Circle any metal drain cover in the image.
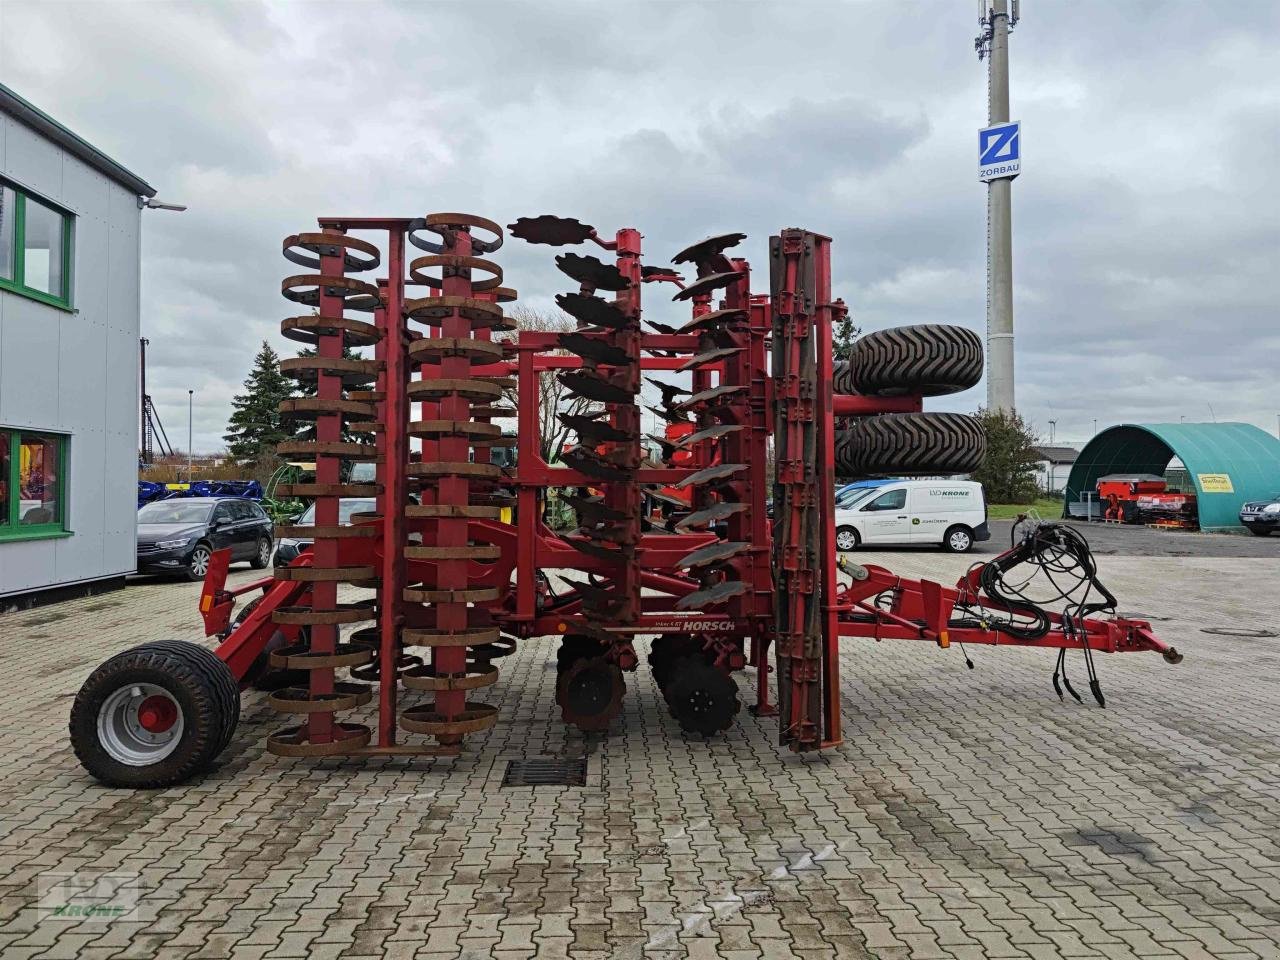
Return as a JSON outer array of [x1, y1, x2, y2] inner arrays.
[[503, 757, 588, 787], [1200, 626, 1278, 638]]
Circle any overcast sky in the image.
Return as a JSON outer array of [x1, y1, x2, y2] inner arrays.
[[2, 0, 1276, 450]]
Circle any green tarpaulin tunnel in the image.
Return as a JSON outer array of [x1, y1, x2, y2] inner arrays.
[[1062, 423, 1280, 530]]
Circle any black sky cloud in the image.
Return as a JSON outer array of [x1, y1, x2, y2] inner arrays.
[[1, 0, 1275, 448]]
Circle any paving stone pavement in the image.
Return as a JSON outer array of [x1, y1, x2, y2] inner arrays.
[[1, 547, 1279, 960]]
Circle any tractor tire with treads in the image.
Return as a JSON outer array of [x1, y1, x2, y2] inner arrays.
[[834, 324, 983, 397], [836, 412, 985, 478]]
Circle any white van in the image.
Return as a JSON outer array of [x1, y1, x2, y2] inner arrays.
[[833, 480, 990, 552]]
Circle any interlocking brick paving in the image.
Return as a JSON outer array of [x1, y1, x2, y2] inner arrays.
[[1, 542, 1278, 959]]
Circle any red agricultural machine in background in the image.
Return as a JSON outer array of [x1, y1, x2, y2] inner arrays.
[[1098, 474, 1198, 529], [69, 213, 1181, 788]]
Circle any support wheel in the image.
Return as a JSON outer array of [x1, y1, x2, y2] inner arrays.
[[665, 658, 740, 736], [559, 655, 625, 732], [250, 537, 273, 569], [69, 641, 240, 788]]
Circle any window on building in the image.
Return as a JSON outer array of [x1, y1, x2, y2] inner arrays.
[[0, 179, 73, 309], [0, 430, 68, 539], [0, 186, 14, 283]]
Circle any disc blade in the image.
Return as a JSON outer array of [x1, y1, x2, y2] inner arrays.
[[558, 331, 632, 366], [556, 253, 630, 291], [508, 215, 595, 246], [673, 271, 741, 302], [674, 463, 747, 490], [557, 292, 630, 329], [559, 371, 635, 405]]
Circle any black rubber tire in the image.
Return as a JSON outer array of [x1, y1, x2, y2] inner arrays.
[[664, 658, 740, 736], [250, 537, 272, 570], [69, 641, 240, 788], [835, 526, 861, 552], [836, 412, 985, 478], [834, 324, 983, 398], [184, 542, 213, 583], [942, 525, 974, 553]]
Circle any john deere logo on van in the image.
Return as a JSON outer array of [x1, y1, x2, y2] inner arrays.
[[912, 518, 920, 525]]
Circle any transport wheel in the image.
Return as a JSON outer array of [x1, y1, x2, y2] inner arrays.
[[833, 324, 983, 397], [943, 525, 974, 553], [836, 412, 985, 478], [665, 658, 740, 736], [184, 543, 213, 582], [70, 641, 240, 788], [250, 537, 272, 569], [559, 655, 625, 731], [835, 526, 860, 552]]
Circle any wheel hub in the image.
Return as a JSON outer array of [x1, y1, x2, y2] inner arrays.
[[97, 683, 184, 766], [137, 695, 178, 733]]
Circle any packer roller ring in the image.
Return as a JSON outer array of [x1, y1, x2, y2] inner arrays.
[[275, 440, 378, 461], [405, 544, 501, 561], [402, 626, 502, 648], [266, 722, 371, 757], [408, 461, 502, 480], [406, 503, 503, 520], [400, 702, 499, 736], [283, 232, 381, 272], [279, 356, 382, 385], [403, 586, 502, 604], [268, 683, 372, 714], [407, 420, 503, 439], [406, 378, 504, 402], [409, 212, 504, 253], [281, 273, 381, 311], [402, 662, 498, 692], [404, 295, 512, 329], [409, 254, 504, 291], [407, 337, 506, 362], [273, 603, 376, 626], [281, 314, 381, 347], [269, 642, 374, 670], [273, 565, 378, 583], [278, 397, 377, 421]]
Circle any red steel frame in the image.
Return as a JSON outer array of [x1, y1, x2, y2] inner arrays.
[[192, 216, 1177, 761]]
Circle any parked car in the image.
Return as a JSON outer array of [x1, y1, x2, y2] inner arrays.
[[137, 497, 273, 581], [274, 498, 377, 567], [1239, 495, 1280, 536], [834, 479, 990, 553]]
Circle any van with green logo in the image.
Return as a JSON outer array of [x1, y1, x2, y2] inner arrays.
[[833, 480, 989, 553]]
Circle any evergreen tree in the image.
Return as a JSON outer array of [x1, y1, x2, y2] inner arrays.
[[833, 312, 860, 361], [292, 344, 363, 442], [971, 407, 1041, 503], [223, 342, 293, 465]]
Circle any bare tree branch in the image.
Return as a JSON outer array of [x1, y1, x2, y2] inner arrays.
[[499, 306, 603, 462]]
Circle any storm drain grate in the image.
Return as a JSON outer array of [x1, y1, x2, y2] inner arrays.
[[1200, 626, 1278, 638], [502, 757, 588, 787]]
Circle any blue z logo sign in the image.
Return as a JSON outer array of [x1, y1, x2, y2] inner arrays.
[[980, 123, 1020, 165]]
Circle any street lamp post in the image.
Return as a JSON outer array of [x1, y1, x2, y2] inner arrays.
[[187, 389, 194, 482]]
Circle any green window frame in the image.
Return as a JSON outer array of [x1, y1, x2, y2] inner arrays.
[[0, 429, 70, 542], [0, 179, 75, 311]]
